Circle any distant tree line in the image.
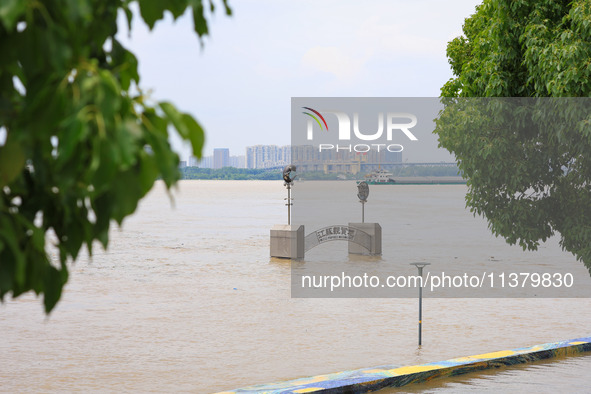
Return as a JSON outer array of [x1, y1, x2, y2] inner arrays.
[[180, 165, 461, 180], [391, 165, 461, 177], [180, 167, 282, 180]]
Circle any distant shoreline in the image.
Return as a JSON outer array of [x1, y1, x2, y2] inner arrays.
[[179, 166, 463, 181], [178, 177, 467, 184]]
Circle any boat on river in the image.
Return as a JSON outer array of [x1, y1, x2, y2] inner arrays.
[[359, 170, 467, 185], [363, 169, 396, 185]]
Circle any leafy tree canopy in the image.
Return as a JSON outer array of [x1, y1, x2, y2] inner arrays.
[[436, 0, 591, 274], [0, 0, 231, 312]]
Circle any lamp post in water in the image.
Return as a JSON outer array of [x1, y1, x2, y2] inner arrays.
[[357, 181, 369, 223], [283, 165, 296, 225], [410, 262, 430, 346]]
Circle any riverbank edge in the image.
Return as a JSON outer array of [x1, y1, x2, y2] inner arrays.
[[217, 336, 591, 393]]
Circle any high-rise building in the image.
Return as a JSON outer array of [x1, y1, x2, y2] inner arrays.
[[245, 145, 291, 169], [190, 154, 244, 168], [230, 155, 245, 168], [213, 148, 230, 169], [279, 145, 291, 166], [188, 156, 199, 167], [384, 150, 402, 164], [195, 155, 213, 168], [290, 145, 403, 174]]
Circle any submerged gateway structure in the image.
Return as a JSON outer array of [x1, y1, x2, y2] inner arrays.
[[270, 171, 381, 259]]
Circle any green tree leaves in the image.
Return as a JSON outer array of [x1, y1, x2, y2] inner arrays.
[[436, 0, 591, 275], [0, 0, 231, 313], [0, 138, 25, 187], [0, 0, 26, 31], [160, 102, 205, 159], [443, 0, 591, 97]]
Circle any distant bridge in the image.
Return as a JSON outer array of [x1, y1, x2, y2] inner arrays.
[[388, 162, 457, 167], [264, 162, 458, 171]]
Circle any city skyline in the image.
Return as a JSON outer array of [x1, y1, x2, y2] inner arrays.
[[189, 143, 454, 170], [187, 145, 454, 167], [116, 1, 482, 163]]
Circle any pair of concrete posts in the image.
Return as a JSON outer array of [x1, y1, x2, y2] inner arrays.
[[271, 168, 381, 259], [270, 223, 382, 259]]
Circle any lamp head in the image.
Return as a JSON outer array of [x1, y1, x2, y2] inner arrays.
[[283, 164, 297, 185], [410, 262, 431, 269], [357, 181, 369, 202]]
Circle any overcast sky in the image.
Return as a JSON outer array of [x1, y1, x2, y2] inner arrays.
[[116, 0, 481, 161]]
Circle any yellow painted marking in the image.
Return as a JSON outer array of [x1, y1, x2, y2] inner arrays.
[[292, 376, 329, 385], [472, 350, 515, 359], [362, 369, 388, 374], [522, 345, 543, 352], [450, 357, 472, 362], [419, 320, 422, 323], [388, 364, 443, 375], [451, 350, 515, 363], [223, 340, 591, 393]]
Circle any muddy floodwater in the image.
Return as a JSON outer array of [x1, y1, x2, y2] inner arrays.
[[1, 181, 590, 392]]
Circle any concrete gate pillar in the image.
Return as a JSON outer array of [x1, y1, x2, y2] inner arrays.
[[348, 222, 382, 255], [270, 225, 305, 259]]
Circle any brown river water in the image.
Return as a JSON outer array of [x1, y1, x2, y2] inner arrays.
[[1, 180, 590, 392]]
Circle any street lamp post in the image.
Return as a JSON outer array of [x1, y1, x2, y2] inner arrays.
[[357, 181, 369, 223], [283, 165, 296, 225], [410, 262, 430, 346]]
